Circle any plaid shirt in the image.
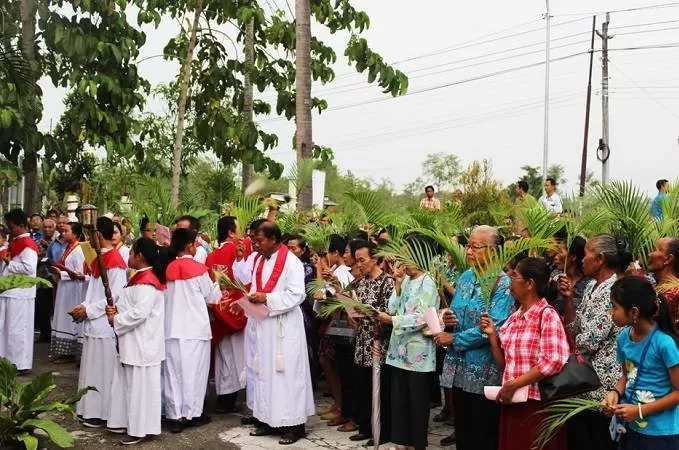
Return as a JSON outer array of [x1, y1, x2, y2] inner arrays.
[[420, 197, 441, 211], [499, 299, 570, 401]]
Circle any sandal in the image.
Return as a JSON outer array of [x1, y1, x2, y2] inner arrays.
[[279, 428, 305, 445], [337, 420, 358, 432], [349, 433, 370, 441], [250, 425, 275, 437], [327, 416, 349, 427]]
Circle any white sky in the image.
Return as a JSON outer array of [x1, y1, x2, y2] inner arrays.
[[39, 0, 679, 196]]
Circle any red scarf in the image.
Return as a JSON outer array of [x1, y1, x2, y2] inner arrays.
[[60, 239, 80, 265], [8, 235, 38, 258], [127, 268, 165, 291], [254, 245, 288, 293], [89, 249, 127, 279], [166, 256, 208, 281]]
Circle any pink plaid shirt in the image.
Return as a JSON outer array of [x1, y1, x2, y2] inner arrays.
[[499, 299, 570, 401]]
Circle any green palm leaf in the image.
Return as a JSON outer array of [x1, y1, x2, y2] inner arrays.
[[533, 398, 603, 450], [520, 206, 565, 240], [232, 195, 266, 236], [302, 222, 335, 255], [344, 190, 400, 229]]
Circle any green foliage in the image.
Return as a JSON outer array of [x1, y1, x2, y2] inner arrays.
[[533, 398, 603, 450], [459, 160, 513, 228], [0, 276, 52, 292], [231, 195, 266, 236], [0, 357, 94, 448]]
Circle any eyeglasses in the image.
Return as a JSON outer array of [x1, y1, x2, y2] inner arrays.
[[465, 243, 489, 250]]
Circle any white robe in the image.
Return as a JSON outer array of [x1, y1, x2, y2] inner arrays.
[[76, 249, 127, 420], [215, 330, 246, 395], [245, 247, 315, 427], [233, 251, 258, 285], [108, 275, 164, 437], [0, 235, 38, 370], [51, 245, 86, 357], [163, 259, 221, 420]]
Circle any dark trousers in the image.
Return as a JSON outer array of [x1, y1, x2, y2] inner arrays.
[[391, 367, 431, 450], [34, 287, 53, 341], [620, 429, 679, 450], [566, 409, 617, 450], [334, 344, 356, 418], [354, 364, 391, 441], [452, 387, 500, 450]]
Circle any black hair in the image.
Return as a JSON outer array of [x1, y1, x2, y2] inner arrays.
[[425, 185, 435, 192], [248, 218, 268, 234], [217, 216, 237, 243], [404, 231, 442, 256], [97, 217, 115, 240], [553, 226, 568, 242], [517, 180, 529, 193], [284, 234, 312, 263], [353, 230, 369, 241], [455, 233, 468, 248], [611, 276, 679, 344], [133, 237, 169, 284], [113, 221, 123, 235], [47, 209, 58, 217], [69, 222, 86, 242], [667, 238, 679, 275], [257, 222, 282, 242], [545, 177, 557, 186], [616, 238, 634, 273], [657, 179, 669, 191], [171, 227, 197, 255], [329, 234, 348, 255], [515, 257, 551, 299], [29, 213, 43, 220], [568, 236, 586, 273], [140, 214, 150, 232], [350, 239, 377, 259], [176, 214, 200, 231], [4, 209, 28, 228], [589, 234, 633, 273]]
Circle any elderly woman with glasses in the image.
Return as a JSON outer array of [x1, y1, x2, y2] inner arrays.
[[434, 225, 516, 450]]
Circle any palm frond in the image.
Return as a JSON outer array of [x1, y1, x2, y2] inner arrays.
[[276, 211, 308, 235], [521, 206, 565, 240], [314, 293, 376, 318], [232, 195, 266, 236], [213, 269, 248, 295], [418, 228, 469, 274], [302, 222, 335, 255], [0, 37, 35, 96], [533, 398, 603, 450], [377, 236, 445, 288], [344, 190, 399, 228]]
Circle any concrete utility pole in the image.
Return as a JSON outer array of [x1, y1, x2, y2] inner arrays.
[[597, 12, 612, 185], [542, 0, 551, 182]]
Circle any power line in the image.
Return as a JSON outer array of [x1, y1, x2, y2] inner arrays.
[[609, 60, 679, 120], [553, 1, 679, 18]]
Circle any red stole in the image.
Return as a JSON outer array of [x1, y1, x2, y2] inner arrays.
[[254, 245, 288, 293], [166, 256, 207, 281], [90, 249, 127, 279], [60, 239, 79, 265], [126, 268, 165, 291], [8, 235, 38, 258], [207, 241, 250, 344]]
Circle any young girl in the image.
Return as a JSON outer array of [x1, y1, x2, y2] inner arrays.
[[106, 238, 167, 445], [604, 276, 679, 450]]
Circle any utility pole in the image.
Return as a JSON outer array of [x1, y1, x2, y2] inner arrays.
[[596, 12, 612, 185], [579, 16, 597, 197], [242, 19, 255, 192], [542, 0, 551, 183]]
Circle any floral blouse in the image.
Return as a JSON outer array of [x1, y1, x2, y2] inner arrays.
[[353, 272, 395, 367], [441, 269, 515, 395], [386, 273, 440, 372], [568, 274, 622, 400]]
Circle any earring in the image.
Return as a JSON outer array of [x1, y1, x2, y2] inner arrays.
[[633, 318, 638, 324]]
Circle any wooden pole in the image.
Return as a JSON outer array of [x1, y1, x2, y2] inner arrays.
[[88, 226, 114, 307], [579, 16, 597, 197]]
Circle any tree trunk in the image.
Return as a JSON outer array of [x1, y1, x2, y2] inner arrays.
[[20, 0, 38, 214], [241, 18, 255, 192], [170, 0, 203, 208], [295, 0, 313, 211]]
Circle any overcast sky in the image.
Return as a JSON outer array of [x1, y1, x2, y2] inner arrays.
[[39, 0, 679, 196]]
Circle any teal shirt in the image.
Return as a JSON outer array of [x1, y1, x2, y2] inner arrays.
[[386, 273, 440, 372]]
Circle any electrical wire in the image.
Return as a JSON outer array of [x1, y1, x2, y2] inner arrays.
[[553, 1, 679, 18]]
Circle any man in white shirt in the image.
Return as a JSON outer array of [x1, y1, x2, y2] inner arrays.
[[174, 215, 209, 264], [539, 177, 563, 214]]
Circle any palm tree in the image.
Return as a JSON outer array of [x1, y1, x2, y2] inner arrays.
[[295, 0, 313, 210]]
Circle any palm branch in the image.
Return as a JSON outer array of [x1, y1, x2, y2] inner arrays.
[[472, 237, 556, 309], [344, 190, 400, 229], [520, 206, 565, 240], [213, 269, 248, 295], [232, 195, 266, 236], [418, 228, 469, 274], [287, 159, 315, 200], [377, 236, 445, 288], [533, 398, 604, 450], [594, 181, 656, 265], [276, 211, 308, 235], [0, 275, 52, 292], [0, 37, 35, 96], [302, 222, 335, 255]]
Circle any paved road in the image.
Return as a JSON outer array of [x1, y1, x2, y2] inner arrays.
[[25, 341, 456, 449]]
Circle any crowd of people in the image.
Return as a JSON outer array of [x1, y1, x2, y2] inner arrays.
[[0, 181, 679, 450]]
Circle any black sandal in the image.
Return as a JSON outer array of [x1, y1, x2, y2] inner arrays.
[[279, 428, 305, 445], [250, 425, 275, 437]]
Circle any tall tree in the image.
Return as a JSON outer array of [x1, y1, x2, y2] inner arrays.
[[241, 18, 255, 191], [295, 0, 313, 209]]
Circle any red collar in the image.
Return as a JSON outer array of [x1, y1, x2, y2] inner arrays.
[[8, 234, 38, 258], [60, 239, 80, 264], [127, 268, 165, 291], [166, 256, 208, 281], [254, 246, 288, 294], [90, 248, 127, 278]]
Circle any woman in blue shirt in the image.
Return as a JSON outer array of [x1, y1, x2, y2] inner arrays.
[[604, 276, 679, 450], [433, 225, 515, 450]]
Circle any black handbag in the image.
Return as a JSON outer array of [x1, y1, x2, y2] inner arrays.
[[324, 319, 356, 347], [537, 307, 602, 401]]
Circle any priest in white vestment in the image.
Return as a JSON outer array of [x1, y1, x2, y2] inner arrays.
[[244, 223, 314, 445], [106, 237, 166, 445], [50, 222, 86, 362], [72, 217, 128, 428], [0, 209, 39, 372]]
